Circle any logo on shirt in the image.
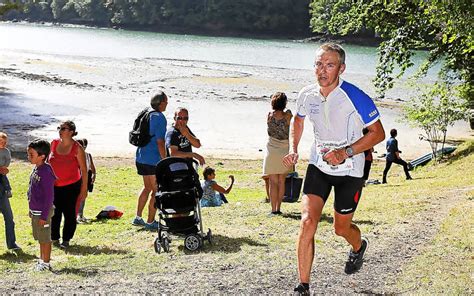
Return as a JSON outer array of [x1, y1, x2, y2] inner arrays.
[[369, 110, 378, 118], [309, 103, 320, 115], [31, 172, 41, 183]]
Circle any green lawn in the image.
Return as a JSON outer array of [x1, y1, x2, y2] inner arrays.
[[0, 141, 472, 293]]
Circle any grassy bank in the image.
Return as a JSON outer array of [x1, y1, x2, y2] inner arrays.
[[0, 141, 472, 293]]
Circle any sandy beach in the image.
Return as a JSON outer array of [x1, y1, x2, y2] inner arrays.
[[1, 24, 472, 161]]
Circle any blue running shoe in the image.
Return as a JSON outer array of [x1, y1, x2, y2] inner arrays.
[[144, 220, 159, 230], [132, 216, 146, 226]]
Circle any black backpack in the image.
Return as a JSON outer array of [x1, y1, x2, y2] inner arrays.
[[129, 108, 156, 147]]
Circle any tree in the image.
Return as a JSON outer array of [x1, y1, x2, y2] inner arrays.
[[74, 0, 109, 25], [309, 1, 473, 125], [0, 1, 23, 20], [24, 1, 54, 22], [403, 81, 467, 162]]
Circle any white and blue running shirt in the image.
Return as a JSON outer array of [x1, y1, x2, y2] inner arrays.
[[296, 79, 380, 178]]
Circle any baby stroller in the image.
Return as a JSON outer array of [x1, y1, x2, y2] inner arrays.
[[153, 157, 212, 253]]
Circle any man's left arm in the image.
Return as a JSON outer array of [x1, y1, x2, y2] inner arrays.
[[324, 120, 385, 165], [349, 120, 385, 156], [154, 114, 168, 159], [157, 139, 167, 159]]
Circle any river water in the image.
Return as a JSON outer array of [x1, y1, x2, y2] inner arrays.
[[0, 22, 471, 160]]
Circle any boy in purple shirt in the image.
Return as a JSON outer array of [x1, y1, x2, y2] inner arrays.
[[27, 139, 56, 272]]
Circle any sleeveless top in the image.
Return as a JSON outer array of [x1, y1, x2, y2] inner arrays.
[[49, 139, 81, 187], [267, 110, 291, 140]]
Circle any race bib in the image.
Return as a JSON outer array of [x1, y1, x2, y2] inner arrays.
[[316, 155, 354, 173], [315, 144, 353, 173]]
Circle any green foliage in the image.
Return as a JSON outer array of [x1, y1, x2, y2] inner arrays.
[[2, 153, 473, 292], [10, 0, 311, 35], [309, 0, 473, 108], [0, 1, 23, 19], [403, 82, 467, 162]]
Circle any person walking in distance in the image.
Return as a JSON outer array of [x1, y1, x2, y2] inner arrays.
[[283, 43, 385, 295], [382, 128, 412, 184]]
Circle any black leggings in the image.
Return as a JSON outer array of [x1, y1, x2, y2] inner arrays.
[[383, 158, 411, 182], [51, 180, 81, 241]]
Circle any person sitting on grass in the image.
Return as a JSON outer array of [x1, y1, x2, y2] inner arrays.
[[200, 167, 234, 207], [27, 139, 56, 272]]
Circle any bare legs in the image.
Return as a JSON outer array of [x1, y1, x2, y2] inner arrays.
[[297, 194, 361, 284], [40, 242, 51, 263], [297, 194, 324, 283], [333, 211, 361, 252], [136, 175, 157, 223], [269, 173, 286, 212]]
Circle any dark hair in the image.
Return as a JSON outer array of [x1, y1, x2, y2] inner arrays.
[[319, 43, 346, 65], [150, 91, 167, 111], [174, 107, 188, 118], [271, 92, 287, 111], [390, 128, 397, 137], [362, 128, 369, 135], [62, 120, 78, 136], [28, 139, 51, 157], [77, 138, 88, 148], [203, 166, 215, 180]]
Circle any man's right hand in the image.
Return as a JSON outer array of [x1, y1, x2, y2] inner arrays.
[[283, 152, 299, 167], [194, 153, 205, 166], [175, 121, 188, 133]]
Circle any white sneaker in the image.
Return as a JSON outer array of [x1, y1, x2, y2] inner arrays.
[[34, 262, 52, 272]]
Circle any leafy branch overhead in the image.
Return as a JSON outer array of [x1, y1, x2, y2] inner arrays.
[[310, 0, 473, 105]]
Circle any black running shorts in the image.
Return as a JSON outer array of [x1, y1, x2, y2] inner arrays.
[[136, 162, 156, 176], [302, 164, 364, 214]]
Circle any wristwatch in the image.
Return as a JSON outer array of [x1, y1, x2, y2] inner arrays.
[[344, 146, 354, 158]]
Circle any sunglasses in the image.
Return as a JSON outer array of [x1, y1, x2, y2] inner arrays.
[[176, 116, 189, 121], [57, 126, 71, 131]]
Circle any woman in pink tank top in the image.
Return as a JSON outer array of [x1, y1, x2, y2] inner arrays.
[[48, 120, 88, 248]]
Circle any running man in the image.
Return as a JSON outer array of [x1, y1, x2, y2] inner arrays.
[[283, 43, 385, 295]]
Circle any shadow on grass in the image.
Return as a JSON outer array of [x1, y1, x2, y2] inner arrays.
[[60, 245, 128, 256], [0, 250, 37, 262], [281, 212, 301, 220], [171, 234, 267, 254], [283, 212, 374, 225], [54, 267, 99, 277]]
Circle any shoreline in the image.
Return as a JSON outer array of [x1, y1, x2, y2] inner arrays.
[[2, 20, 382, 46], [0, 25, 472, 160]]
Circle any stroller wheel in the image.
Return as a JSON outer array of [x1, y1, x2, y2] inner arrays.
[[163, 237, 171, 253], [206, 229, 213, 245], [184, 234, 202, 251], [154, 237, 162, 254]]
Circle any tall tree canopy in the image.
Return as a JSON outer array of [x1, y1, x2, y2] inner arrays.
[[309, 0, 473, 108], [1, 0, 311, 36]]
